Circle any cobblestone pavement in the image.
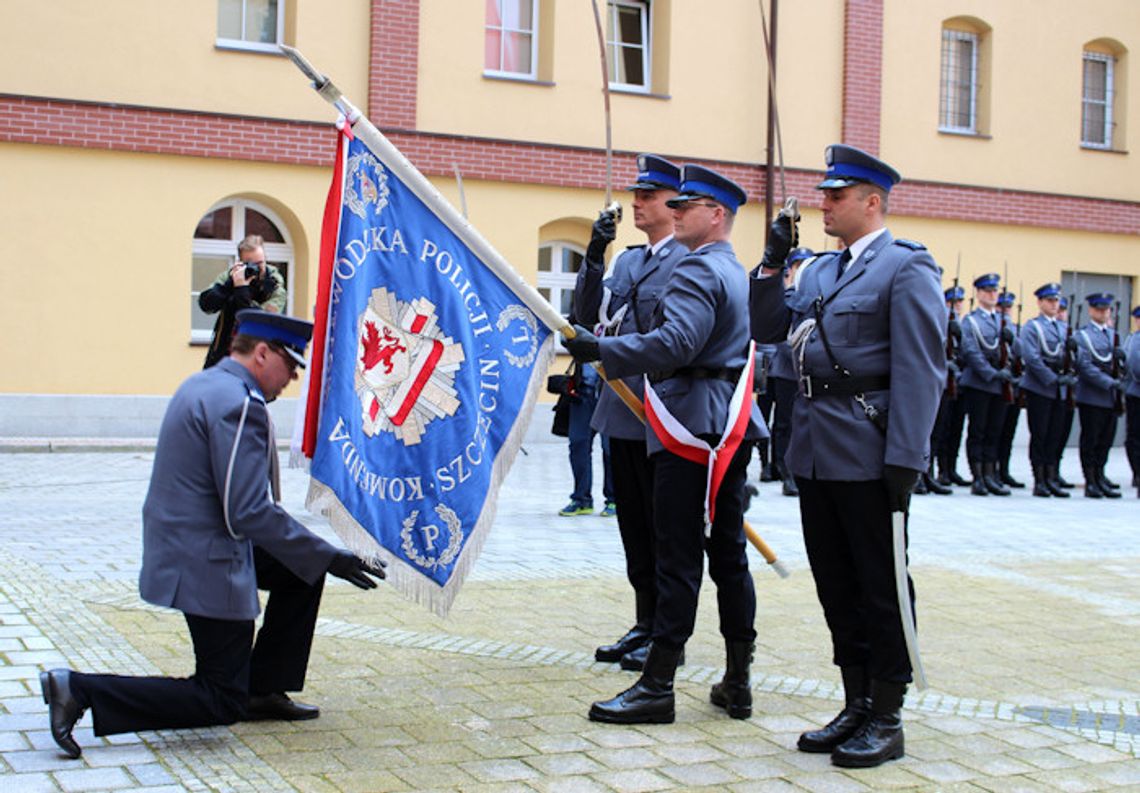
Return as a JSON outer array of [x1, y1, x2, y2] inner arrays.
[[0, 439, 1137, 792]]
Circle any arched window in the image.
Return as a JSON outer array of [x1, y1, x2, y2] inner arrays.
[[1082, 39, 1127, 151], [537, 241, 584, 349], [939, 17, 991, 136], [190, 199, 294, 342]]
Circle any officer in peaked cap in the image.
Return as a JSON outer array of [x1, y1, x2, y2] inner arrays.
[[1075, 292, 1124, 497], [749, 143, 943, 768], [40, 310, 386, 759], [565, 162, 764, 726], [994, 291, 1026, 489], [573, 154, 684, 671], [1052, 294, 1081, 488], [1019, 282, 1073, 496], [959, 272, 1016, 496], [931, 285, 969, 490]]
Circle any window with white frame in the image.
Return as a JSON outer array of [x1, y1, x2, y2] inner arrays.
[[217, 0, 283, 52], [607, 0, 649, 90], [1081, 51, 1115, 148], [939, 29, 978, 133], [484, 0, 538, 78], [191, 199, 294, 342], [537, 242, 584, 344]]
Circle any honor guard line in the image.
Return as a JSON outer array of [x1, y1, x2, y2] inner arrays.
[[281, 46, 787, 578]]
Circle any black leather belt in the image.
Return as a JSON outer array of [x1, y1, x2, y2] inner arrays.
[[648, 366, 742, 385], [800, 373, 890, 399]]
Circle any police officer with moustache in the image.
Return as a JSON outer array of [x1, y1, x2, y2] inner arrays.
[[40, 310, 386, 759], [1075, 293, 1125, 498], [564, 165, 764, 725], [1124, 306, 1140, 496], [750, 145, 944, 768], [934, 286, 971, 488], [959, 273, 1015, 496], [1019, 283, 1075, 497], [994, 291, 1026, 489], [573, 154, 685, 671], [1054, 296, 1080, 490]]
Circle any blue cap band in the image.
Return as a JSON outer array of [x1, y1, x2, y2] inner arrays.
[[683, 178, 743, 210], [236, 318, 309, 351], [826, 162, 895, 192], [635, 168, 680, 190]]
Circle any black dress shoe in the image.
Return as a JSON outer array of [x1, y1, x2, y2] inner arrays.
[[246, 692, 320, 721], [595, 623, 651, 663], [590, 644, 681, 725], [620, 643, 684, 671], [781, 476, 799, 497], [40, 669, 84, 759], [830, 712, 904, 767], [759, 462, 777, 482]]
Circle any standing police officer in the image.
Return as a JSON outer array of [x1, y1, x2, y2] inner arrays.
[[995, 291, 1026, 489], [934, 286, 970, 488], [1019, 283, 1074, 497], [1124, 306, 1140, 496], [40, 310, 385, 759], [1075, 293, 1125, 498], [751, 144, 944, 768], [573, 154, 683, 670], [565, 165, 763, 725], [959, 274, 1015, 496]]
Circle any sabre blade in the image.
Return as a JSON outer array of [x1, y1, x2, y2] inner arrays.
[[892, 511, 927, 690]]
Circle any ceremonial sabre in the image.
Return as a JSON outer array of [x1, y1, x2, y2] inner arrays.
[[589, 0, 615, 208], [892, 510, 927, 690]]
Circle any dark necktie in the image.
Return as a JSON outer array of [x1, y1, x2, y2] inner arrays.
[[836, 248, 852, 278]]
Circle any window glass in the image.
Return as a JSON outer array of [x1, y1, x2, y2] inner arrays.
[[1081, 52, 1113, 148], [194, 207, 233, 240], [485, 0, 537, 76], [246, 208, 285, 242], [607, 1, 648, 88], [940, 29, 977, 132], [217, 0, 280, 46], [537, 241, 585, 339]]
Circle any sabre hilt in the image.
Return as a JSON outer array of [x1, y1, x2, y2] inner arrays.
[[602, 200, 622, 225]]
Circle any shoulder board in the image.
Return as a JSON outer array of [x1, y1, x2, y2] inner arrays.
[[625, 244, 647, 251], [893, 238, 926, 251]]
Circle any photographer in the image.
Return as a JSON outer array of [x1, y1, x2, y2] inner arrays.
[[199, 234, 286, 369]]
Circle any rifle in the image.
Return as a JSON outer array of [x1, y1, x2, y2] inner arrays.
[[946, 255, 961, 399], [1112, 297, 1125, 415], [998, 267, 1013, 403], [1062, 293, 1077, 409], [1014, 281, 1026, 407]]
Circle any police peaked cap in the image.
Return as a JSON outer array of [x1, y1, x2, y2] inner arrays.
[[1085, 292, 1114, 307], [787, 247, 815, 265], [944, 286, 966, 301], [628, 154, 682, 192], [666, 164, 747, 213], [1132, 305, 1140, 318], [235, 309, 314, 368], [817, 144, 901, 193], [997, 292, 1016, 307], [1034, 282, 1062, 299], [1059, 296, 1069, 309], [973, 273, 1001, 289]]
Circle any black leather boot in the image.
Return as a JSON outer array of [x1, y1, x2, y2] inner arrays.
[[709, 641, 753, 719], [912, 474, 928, 495], [1083, 466, 1105, 499], [759, 461, 776, 482], [782, 474, 799, 497], [596, 592, 653, 662], [983, 462, 1011, 496], [1043, 465, 1070, 498], [831, 680, 905, 768], [620, 642, 684, 671], [935, 457, 953, 487], [1098, 469, 1122, 499], [1055, 468, 1076, 488], [969, 462, 989, 496], [948, 459, 972, 487], [589, 643, 681, 724], [923, 463, 952, 495], [1032, 466, 1052, 497], [1000, 461, 1025, 488], [797, 667, 870, 753]]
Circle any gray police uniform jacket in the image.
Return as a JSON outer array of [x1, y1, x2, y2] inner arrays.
[[1074, 323, 1118, 409], [139, 358, 338, 621], [575, 239, 683, 440], [597, 239, 767, 455], [1126, 333, 1140, 399], [959, 308, 1005, 395], [1019, 315, 1065, 399], [765, 231, 944, 480]]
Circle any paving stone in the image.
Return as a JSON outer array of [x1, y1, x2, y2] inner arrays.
[[54, 765, 134, 791], [0, 772, 57, 793], [459, 757, 541, 783], [591, 768, 674, 792]]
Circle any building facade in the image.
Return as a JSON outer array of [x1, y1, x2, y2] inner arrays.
[[0, 0, 1137, 432]]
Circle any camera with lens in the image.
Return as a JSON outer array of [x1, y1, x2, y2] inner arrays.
[[242, 262, 262, 281]]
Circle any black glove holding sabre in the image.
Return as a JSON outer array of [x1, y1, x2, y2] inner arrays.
[[756, 202, 800, 273], [327, 550, 387, 590], [585, 210, 617, 267], [883, 464, 920, 513]]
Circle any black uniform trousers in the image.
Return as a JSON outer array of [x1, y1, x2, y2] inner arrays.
[[1024, 390, 1067, 468], [608, 436, 658, 606], [1057, 404, 1076, 469], [770, 376, 797, 476], [1127, 394, 1140, 480], [754, 389, 774, 467], [70, 547, 325, 737], [937, 393, 968, 470], [998, 402, 1021, 468], [1078, 403, 1118, 470], [796, 477, 913, 684], [650, 439, 756, 650], [963, 386, 1008, 464]]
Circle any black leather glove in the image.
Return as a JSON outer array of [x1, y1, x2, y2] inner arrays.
[[1057, 373, 1077, 387], [562, 324, 601, 363], [948, 318, 962, 342], [1112, 378, 1127, 393], [758, 211, 798, 271], [1114, 347, 1127, 366], [1066, 336, 1079, 355], [883, 465, 920, 513], [1000, 325, 1015, 344], [585, 211, 617, 265], [946, 360, 961, 378], [327, 550, 386, 590], [994, 368, 1015, 383]]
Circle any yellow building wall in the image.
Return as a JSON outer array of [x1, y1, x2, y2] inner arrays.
[[0, 0, 370, 122], [883, 0, 1140, 199]]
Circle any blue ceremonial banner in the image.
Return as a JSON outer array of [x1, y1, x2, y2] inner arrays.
[[306, 122, 555, 615]]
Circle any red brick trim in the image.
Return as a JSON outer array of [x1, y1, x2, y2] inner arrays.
[[2, 95, 1136, 236], [369, 0, 419, 128], [842, 0, 883, 154]]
